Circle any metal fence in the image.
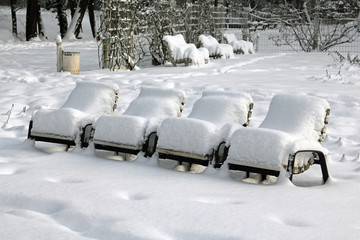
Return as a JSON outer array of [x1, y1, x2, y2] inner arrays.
[[223, 27, 360, 54], [222, 15, 360, 54]]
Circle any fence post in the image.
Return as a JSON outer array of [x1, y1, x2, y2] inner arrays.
[[255, 32, 260, 52], [102, 38, 110, 69], [56, 35, 63, 72]]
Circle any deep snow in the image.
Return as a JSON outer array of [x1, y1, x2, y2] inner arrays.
[[1, 7, 360, 240]]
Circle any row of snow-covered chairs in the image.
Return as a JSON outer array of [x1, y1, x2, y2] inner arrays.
[[163, 34, 210, 67], [92, 86, 187, 159], [28, 82, 330, 184], [223, 33, 255, 55], [28, 82, 186, 156], [198, 35, 234, 59], [162, 34, 254, 66]]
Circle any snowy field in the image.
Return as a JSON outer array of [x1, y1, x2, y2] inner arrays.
[[1, 8, 360, 240]]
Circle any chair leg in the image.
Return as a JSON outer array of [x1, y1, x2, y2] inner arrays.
[[27, 120, 33, 139], [65, 144, 71, 151], [80, 124, 93, 148], [261, 174, 267, 181], [143, 132, 158, 157], [290, 151, 329, 184], [317, 152, 329, 183], [287, 154, 295, 181], [214, 142, 228, 169]]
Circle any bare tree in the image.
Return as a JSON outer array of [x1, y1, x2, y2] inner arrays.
[[64, 0, 87, 39], [269, 0, 359, 51], [25, 0, 48, 41], [74, 0, 89, 38], [11, 0, 18, 39], [56, 0, 68, 38], [147, 0, 185, 65], [184, 1, 225, 43], [65, 0, 97, 39], [37, 4, 48, 40], [99, 0, 149, 70], [26, 0, 40, 41], [88, 0, 97, 38]]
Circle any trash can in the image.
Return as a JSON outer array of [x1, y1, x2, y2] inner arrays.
[[62, 52, 80, 75]]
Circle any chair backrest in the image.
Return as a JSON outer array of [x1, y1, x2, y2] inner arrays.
[[123, 87, 186, 119], [199, 35, 219, 48], [259, 94, 330, 141], [188, 91, 253, 126], [61, 81, 118, 116], [223, 33, 237, 44], [163, 34, 187, 49], [163, 34, 200, 62]]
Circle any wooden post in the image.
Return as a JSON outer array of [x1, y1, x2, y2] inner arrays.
[[102, 38, 110, 69], [56, 35, 63, 72]]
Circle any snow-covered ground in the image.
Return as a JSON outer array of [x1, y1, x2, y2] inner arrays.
[[1, 8, 360, 240]]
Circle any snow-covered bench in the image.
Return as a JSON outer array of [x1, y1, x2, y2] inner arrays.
[[28, 82, 119, 149], [163, 34, 209, 66], [156, 91, 253, 173], [225, 94, 330, 184], [198, 35, 234, 59], [223, 33, 255, 55], [92, 87, 186, 159]]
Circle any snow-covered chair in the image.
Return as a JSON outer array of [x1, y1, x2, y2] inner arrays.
[[92, 87, 186, 159], [225, 94, 330, 184], [28, 82, 119, 149], [163, 34, 209, 66], [156, 91, 253, 172], [223, 33, 255, 54], [198, 35, 234, 59]]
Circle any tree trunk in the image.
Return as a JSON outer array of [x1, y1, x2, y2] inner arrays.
[[312, 0, 320, 50], [11, 0, 17, 39], [37, 9, 48, 40], [303, 0, 312, 23], [357, 1, 360, 32], [26, 0, 39, 41], [74, 0, 89, 38], [242, 6, 251, 41], [57, 0, 68, 38], [88, 0, 97, 38], [69, 0, 82, 38], [68, 0, 78, 18], [64, 0, 89, 40]]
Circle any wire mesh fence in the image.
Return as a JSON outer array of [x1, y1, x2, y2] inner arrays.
[[223, 18, 360, 54]]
